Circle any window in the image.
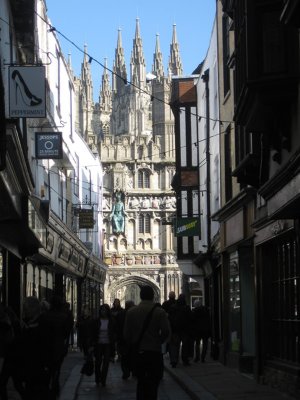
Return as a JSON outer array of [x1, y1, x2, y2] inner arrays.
[[74, 154, 79, 197], [59, 170, 64, 220], [224, 126, 232, 201], [260, 231, 300, 363], [69, 82, 73, 140], [56, 48, 61, 117], [139, 214, 151, 234], [222, 14, 230, 96], [138, 169, 150, 188]]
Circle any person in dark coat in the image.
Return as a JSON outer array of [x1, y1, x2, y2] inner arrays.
[[192, 300, 211, 362], [162, 291, 176, 314], [0, 305, 24, 400], [76, 305, 94, 357], [2, 297, 49, 400], [123, 285, 170, 400], [39, 295, 73, 398], [118, 300, 135, 379], [110, 298, 124, 362], [168, 293, 193, 367], [161, 292, 176, 358], [93, 304, 116, 386]]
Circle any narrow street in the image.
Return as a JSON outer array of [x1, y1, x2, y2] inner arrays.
[[56, 350, 297, 400], [61, 355, 193, 400], [8, 349, 297, 400]]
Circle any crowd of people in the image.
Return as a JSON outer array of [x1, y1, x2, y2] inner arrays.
[[0, 295, 73, 400], [76, 288, 211, 400], [0, 289, 211, 400]]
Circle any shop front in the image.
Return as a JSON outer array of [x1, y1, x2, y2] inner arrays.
[[213, 188, 256, 372]]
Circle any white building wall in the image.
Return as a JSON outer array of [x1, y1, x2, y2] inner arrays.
[[31, 0, 104, 258], [196, 18, 220, 251]]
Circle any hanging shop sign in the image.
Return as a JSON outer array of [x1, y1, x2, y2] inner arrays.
[[35, 132, 63, 159], [180, 170, 199, 187], [79, 209, 95, 229], [175, 217, 200, 237], [9, 66, 46, 118]]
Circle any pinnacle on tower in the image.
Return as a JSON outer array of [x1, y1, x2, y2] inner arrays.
[[168, 24, 183, 77], [81, 44, 93, 103], [152, 33, 164, 80], [100, 58, 112, 112], [130, 18, 146, 86], [113, 28, 127, 93]]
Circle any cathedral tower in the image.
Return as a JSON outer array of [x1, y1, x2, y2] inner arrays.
[[98, 21, 183, 305]]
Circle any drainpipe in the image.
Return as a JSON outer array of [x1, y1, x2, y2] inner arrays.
[[202, 69, 211, 252]]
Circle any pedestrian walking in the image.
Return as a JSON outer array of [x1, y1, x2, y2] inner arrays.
[[76, 305, 94, 358], [162, 291, 176, 314], [39, 294, 73, 398], [110, 298, 124, 362], [4, 297, 49, 400], [123, 285, 170, 400], [192, 300, 211, 362], [93, 303, 116, 387], [162, 291, 176, 356], [0, 304, 23, 400], [168, 293, 193, 367], [119, 300, 135, 379]]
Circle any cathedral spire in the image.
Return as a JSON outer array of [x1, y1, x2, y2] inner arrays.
[[152, 33, 164, 79], [130, 18, 146, 86], [100, 58, 112, 112], [67, 52, 73, 75], [135, 16, 141, 40], [113, 29, 127, 93], [81, 44, 93, 103], [168, 24, 183, 77]]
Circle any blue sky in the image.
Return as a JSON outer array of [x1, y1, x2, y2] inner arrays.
[[45, 0, 216, 101]]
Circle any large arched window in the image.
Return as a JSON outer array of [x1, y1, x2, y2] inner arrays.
[[138, 169, 150, 188], [139, 214, 151, 233]]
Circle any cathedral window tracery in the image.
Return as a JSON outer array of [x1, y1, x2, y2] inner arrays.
[[138, 169, 150, 188], [139, 214, 151, 233]]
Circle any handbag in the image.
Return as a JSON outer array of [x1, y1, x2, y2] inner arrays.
[[130, 304, 158, 372]]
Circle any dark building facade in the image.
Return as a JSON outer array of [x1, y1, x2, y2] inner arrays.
[[216, 0, 300, 396]]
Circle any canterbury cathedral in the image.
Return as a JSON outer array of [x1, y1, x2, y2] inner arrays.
[[74, 19, 183, 305]]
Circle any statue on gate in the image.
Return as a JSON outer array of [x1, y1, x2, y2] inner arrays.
[[110, 191, 126, 234]]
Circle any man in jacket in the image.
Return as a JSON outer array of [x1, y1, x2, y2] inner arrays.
[[123, 285, 170, 400]]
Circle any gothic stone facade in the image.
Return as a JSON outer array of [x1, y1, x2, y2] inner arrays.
[[75, 20, 184, 305]]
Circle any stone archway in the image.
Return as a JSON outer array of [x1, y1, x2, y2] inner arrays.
[[105, 274, 161, 307]]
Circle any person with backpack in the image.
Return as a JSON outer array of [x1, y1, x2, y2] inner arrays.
[[123, 286, 170, 400]]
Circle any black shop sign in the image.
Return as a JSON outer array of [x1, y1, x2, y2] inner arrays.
[[35, 132, 62, 159]]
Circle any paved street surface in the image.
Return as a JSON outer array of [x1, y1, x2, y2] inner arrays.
[[60, 355, 191, 400], [59, 350, 297, 400], [7, 348, 298, 399], [71, 361, 193, 400]]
